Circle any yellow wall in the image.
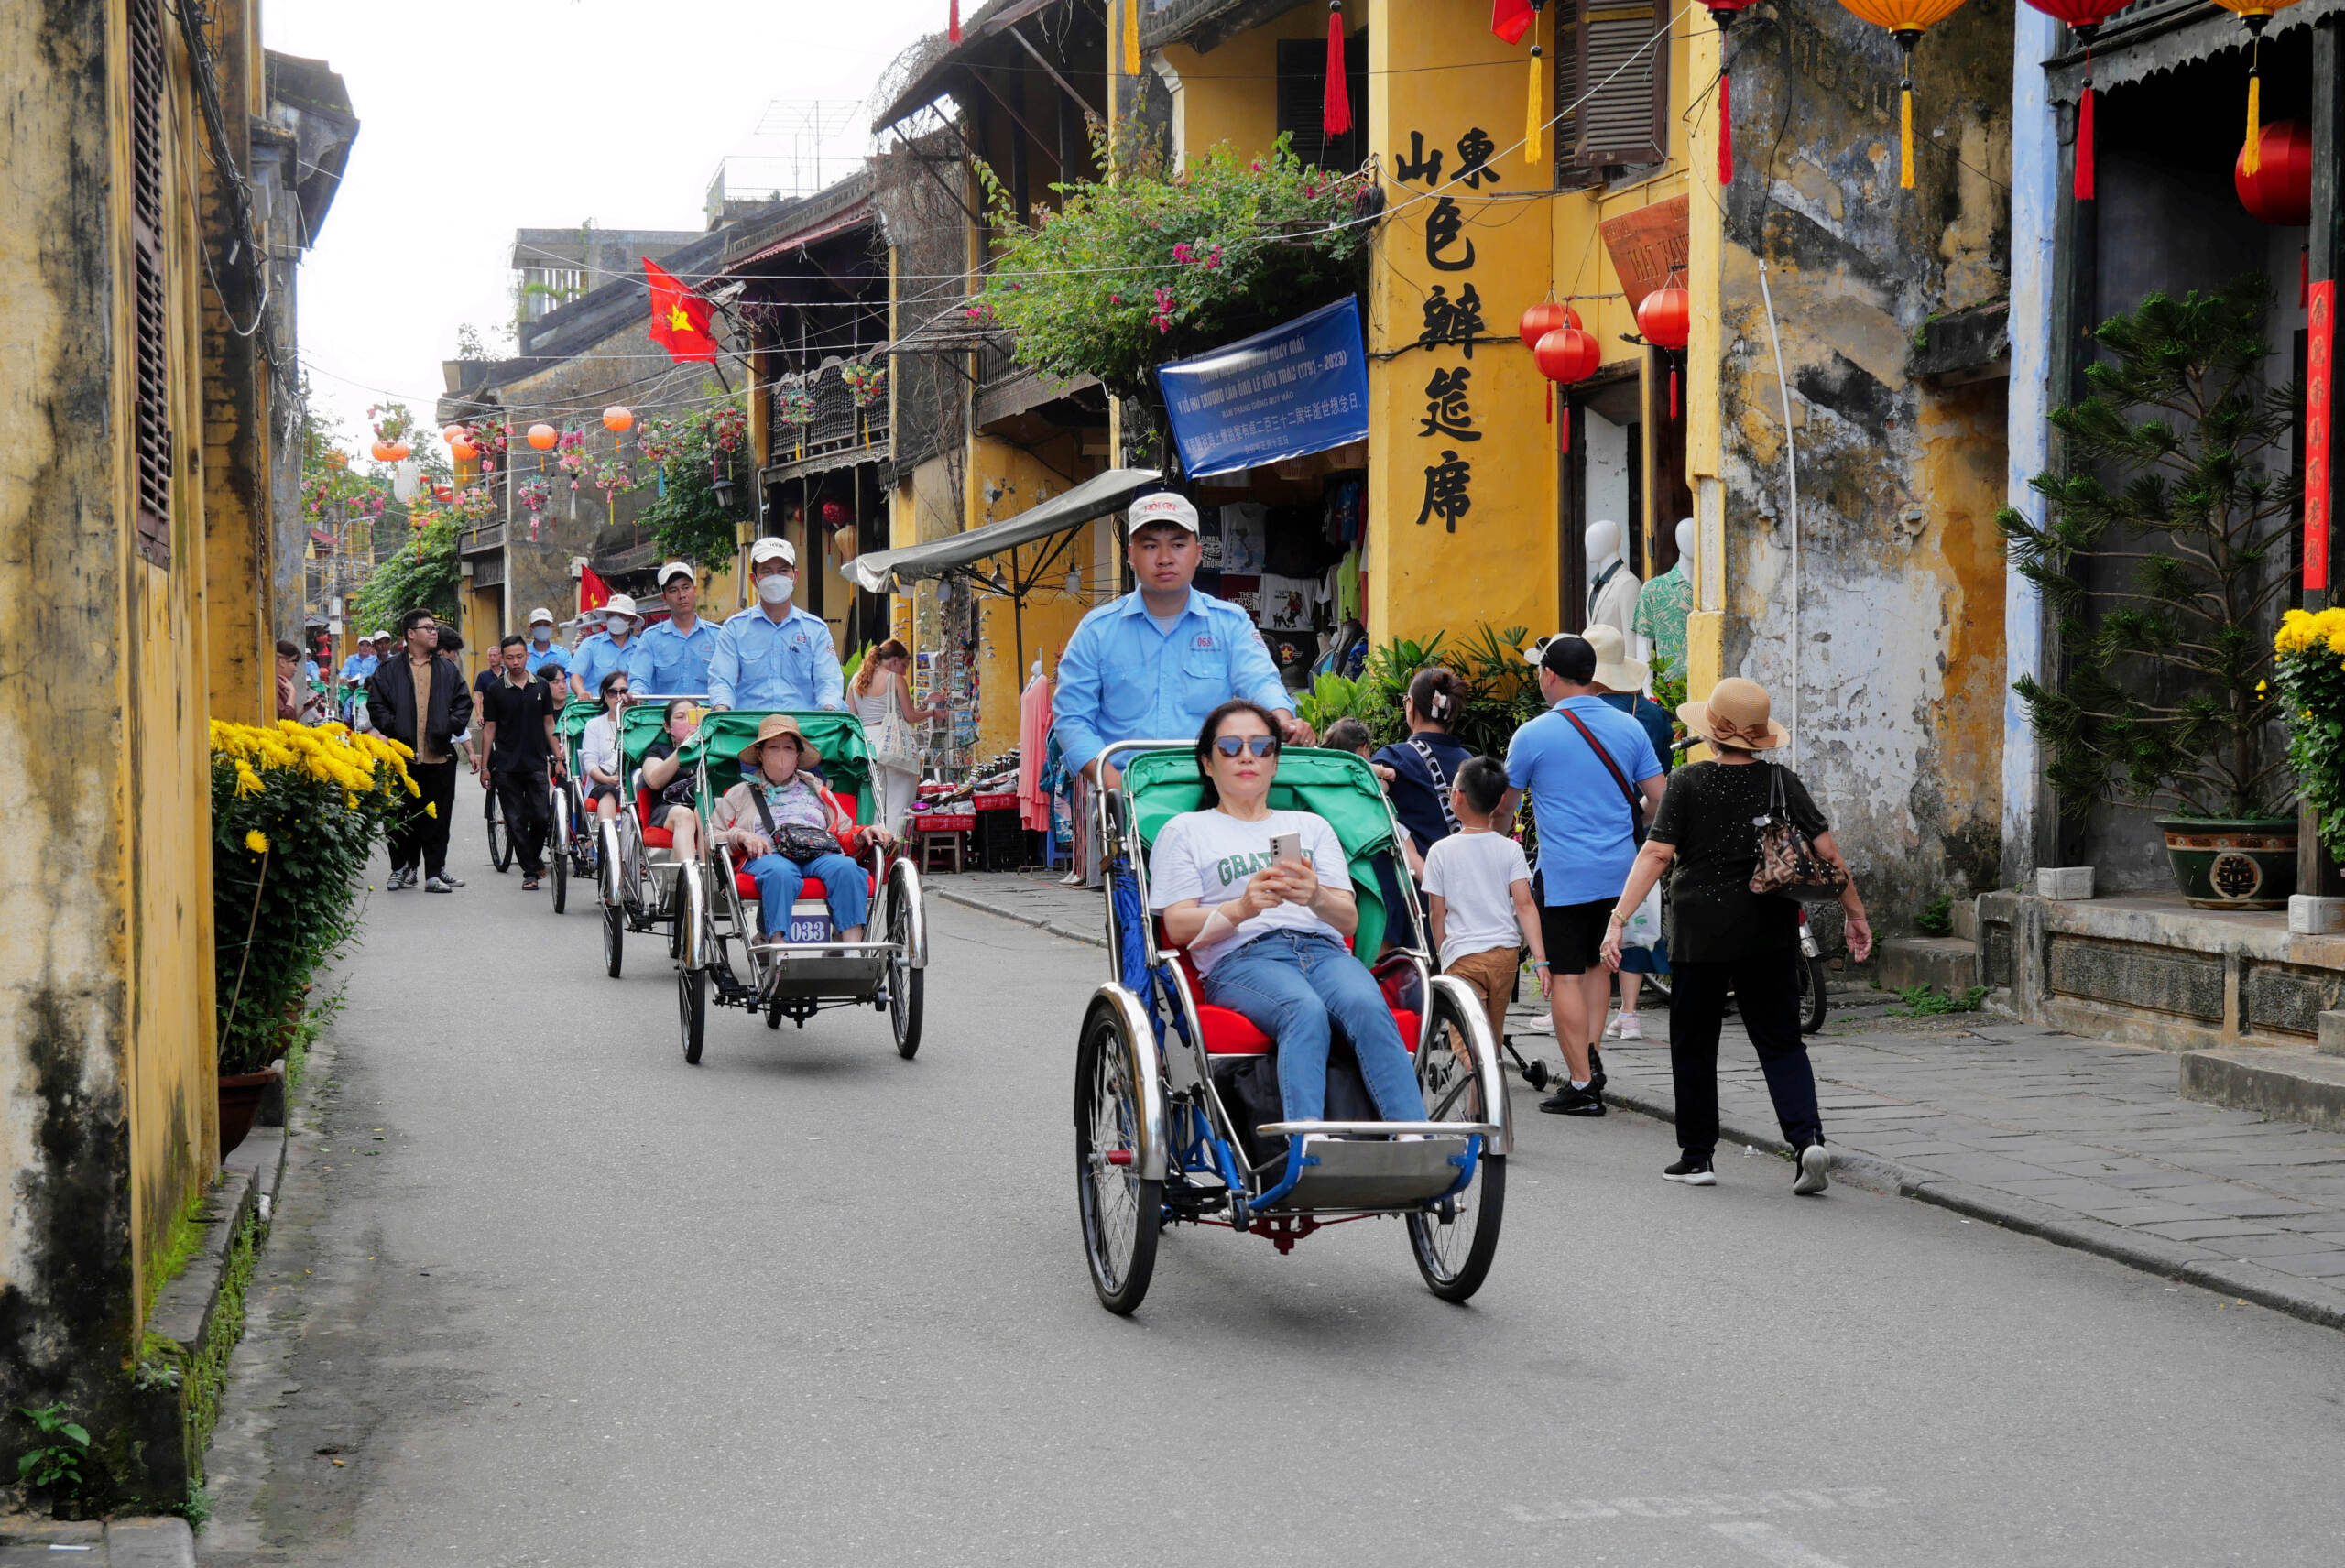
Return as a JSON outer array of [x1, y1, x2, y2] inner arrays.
[[1161, 11, 1336, 167], [962, 434, 1102, 757]]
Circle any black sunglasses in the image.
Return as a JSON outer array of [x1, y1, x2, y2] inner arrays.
[[1211, 735, 1280, 758]]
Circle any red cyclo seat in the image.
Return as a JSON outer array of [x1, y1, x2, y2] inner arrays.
[[1156, 921, 1418, 1057], [732, 789, 878, 907], [636, 789, 674, 848]]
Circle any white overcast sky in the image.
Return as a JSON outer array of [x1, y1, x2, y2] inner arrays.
[[268, 0, 938, 449]]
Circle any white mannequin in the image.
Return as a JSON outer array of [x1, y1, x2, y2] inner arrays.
[[1584, 518, 1643, 656], [1674, 516, 1695, 579]]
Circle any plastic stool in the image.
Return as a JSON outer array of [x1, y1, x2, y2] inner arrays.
[[920, 831, 965, 875]]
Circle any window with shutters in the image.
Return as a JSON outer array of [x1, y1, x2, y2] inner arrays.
[[1274, 33, 1369, 174], [1556, 0, 1669, 187], [128, 0, 173, 569]]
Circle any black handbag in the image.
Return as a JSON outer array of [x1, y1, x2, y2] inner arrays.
[[749, 785, 839, 863]]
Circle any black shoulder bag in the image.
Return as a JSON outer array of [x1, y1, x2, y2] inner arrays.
[[749, 785, 841, 864], [1406, 737, 1463, 838]]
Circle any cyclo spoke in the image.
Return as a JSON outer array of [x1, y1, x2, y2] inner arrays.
[[1089, 1046, 1138, 1279]]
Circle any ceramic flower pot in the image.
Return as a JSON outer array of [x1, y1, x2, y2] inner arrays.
[[218, 1063, 283, 1157], [2154, 816, 2299, 911]]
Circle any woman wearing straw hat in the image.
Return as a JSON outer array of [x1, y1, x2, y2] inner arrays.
[[710, 715, 883, 943], [1599, 678, 1872, 1194]]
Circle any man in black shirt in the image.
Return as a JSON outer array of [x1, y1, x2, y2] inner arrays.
[[479, 635, 562, 889]]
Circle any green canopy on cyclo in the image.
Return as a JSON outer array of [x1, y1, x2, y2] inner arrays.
[[675, 710, 875, 822], [1121, 746, 1402, 956]]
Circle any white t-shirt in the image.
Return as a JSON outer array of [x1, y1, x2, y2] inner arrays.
[[1422, 829, 1533, 970], [1148, 807, 1350, 975]]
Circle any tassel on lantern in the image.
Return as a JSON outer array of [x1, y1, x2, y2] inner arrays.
[[2243, 50, 2263, 176], [1545, 381, 1554, 424], [1526, 42, 1544, 165], [948, 0, 960, 45], [1559, 397, 1572, 454], [1670, 362, 1680, 420], [1123, 0, 1140, 76], [1324, 3, 1351, 138], [1899, 72, 1915, 189], [1718, 71, 1734, 185], [2076, 82, 2096, 199]]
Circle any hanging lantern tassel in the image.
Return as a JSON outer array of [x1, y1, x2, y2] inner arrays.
[[1898, 39, 1917, 191], [1559, 396, 1572, 455], [1323, 3, 1351, 137], [1718, 69, 1734, 186], [948, 0, 960, 46], [1123, 0, 1141, 77], [2242, 31, 2263, 177], [2076, 81, 2096, 199], [1545, 379, 1554, 425], [1670, 356, 1680, 421], [1526, 42, 1544, 165]]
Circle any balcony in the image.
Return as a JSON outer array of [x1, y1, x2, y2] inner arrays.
[[766, 360, 890, 481], [460, 519, 507, 555]]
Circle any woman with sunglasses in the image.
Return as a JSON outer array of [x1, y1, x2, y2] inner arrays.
[[1150, 700, 1424, 1128], [579, 669, 632, 825]]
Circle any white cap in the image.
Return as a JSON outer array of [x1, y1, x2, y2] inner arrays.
[[749, 537, 798, 567], [1127, 492, 1200, 535], [527, 606, 555, 626], [365, 630, 388, 643], [603, 593, 641, 623], [657, 561, 696, 587]]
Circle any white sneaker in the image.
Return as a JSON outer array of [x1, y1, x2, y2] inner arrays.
[[1604, 1012, 1643, 1040]]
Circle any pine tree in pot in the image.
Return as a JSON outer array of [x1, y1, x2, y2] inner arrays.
[[2001, 277, 2304, 909]]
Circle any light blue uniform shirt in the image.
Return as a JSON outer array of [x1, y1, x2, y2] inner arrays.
[[1503, 695, 1663, 905], [626, 615, 721, 698], [1052, 587, 1290, 773], [525, 638, 570, 681], [339, 653, 377, 683], [706, 604, 844, 711], [571, 630, 641, 698]]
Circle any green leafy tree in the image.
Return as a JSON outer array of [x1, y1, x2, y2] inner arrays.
[[2000, 277, 2301, 819], [636, 400, 748, 568], [351, 517, 460, 634], [976, 129, 1375, 403]]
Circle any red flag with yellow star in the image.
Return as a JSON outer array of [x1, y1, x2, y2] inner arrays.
[[644, 257, 719, 363]]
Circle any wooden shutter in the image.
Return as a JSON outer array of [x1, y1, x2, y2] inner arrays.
[[1273, 34, 1369, 173], [128, 0, 173, 568], [1558, 0, 1668, 180]]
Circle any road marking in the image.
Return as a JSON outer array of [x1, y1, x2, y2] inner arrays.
[[1506, 1487, 1895, 1526], [1713, 1522, 1856, 1567]]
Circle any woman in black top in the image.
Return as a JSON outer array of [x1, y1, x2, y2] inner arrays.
[[1598, 678, 1872, 1193], [637, 699, 706, 860], [1369, 668, 1475, 953]]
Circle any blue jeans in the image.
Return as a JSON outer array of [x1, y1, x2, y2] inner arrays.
[[1204, 931, 1423, 1124], [744, 852, 867, 937]]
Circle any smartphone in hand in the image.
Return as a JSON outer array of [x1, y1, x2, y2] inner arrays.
[[1269, 829, 1303, 866]]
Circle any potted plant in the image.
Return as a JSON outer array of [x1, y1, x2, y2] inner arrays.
[[2001, 277, 2303, 909]]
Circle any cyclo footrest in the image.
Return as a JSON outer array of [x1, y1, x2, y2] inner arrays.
[[1250, 1127, 1493, 1214]]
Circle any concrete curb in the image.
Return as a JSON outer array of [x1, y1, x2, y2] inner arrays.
[[938, 877, 2345, 1334]]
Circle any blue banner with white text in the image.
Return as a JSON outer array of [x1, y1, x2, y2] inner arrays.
[[1156, 298, 1369, 479]]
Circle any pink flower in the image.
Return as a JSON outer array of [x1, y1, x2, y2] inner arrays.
[[1109, 294, 1121, 304]]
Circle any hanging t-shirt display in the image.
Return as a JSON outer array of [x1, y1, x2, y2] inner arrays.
[[1219, 575, 1260, 618], [1258, 572, 1325, 632], [1218, 504, 1269, 572]]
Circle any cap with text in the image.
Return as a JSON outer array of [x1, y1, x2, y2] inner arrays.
[[527, 606, 555, 626], [1126, 492, 1200, 535], [657, 561, 696, 587], [748, 537, 798, 567]]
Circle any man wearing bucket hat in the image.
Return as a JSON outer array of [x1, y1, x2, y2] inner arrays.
[[627, 561, 721, 696], [568, 594, 645, 702], [708, 538, 845, 713], [709, 713, 875, 942], [1601, 677, 1871, 1194], [1500, 633, 1665, 1116]]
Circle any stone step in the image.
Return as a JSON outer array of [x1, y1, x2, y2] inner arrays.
[[2181, 1045, 2345, 1133], [1876, 935, 1980, 996]]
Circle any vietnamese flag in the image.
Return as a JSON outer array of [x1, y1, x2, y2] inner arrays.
[[644, 257, 719, 363], [1491, 0, 1535, 44], [579, 564, 612, 615]]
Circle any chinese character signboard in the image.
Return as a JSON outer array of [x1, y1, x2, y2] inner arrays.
[[1156, 298, 1369, 479]]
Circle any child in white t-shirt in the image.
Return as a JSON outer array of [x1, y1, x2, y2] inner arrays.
[[1421, 756, 1548, 1046]]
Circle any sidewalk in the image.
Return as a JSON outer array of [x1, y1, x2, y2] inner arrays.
[[932, 871, 2345, 1331], [0, 1519, 192, 1566]]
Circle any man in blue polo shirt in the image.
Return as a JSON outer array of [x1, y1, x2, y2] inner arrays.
[[627, 561, 721, 697], [522, 606, 570, 683], [1501, 633, 1663, 1118], [707, 538, 843, 711], [568, 594, 644, 702]]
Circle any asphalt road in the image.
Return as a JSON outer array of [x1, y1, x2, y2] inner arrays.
[[201, 803, 2345, 1567]]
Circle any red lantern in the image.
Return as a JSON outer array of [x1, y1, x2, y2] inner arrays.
[[1636, 285, 1692, 420], [1518, 299, 1582, 351], [2020, 2, 2125, 199], [1536, 326, 1602, 455], [527, 423, 559, 452], [603, 405, 634, 433], [2236, 119, 2312, 224], [1704, 1, 1762, 185]]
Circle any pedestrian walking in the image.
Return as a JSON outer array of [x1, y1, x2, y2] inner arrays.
[[365, 607, 473, 892], [1422, 757, 1546, 1048], [1500, 634, 1663, 1116], [478, 636, 562, 890], [274, 639, 322, 724], [849, 638, 945, 835], [1600, 677, 1872, 1192], [706, 539, 845, 712], [1369, 666, 1475, 951], [436, 627, 484, 777], [1585, 625, 1674, 1041]]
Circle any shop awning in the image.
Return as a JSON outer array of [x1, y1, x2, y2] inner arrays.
[[845, 466, 1159, 593]]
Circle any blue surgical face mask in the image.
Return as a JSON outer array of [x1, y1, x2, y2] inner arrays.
[[531, 627, 551, 645]]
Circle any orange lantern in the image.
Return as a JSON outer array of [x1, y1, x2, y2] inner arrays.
[[440, 424, 465, 445], [603, 405, 634, 433], [1636, 284, 1692, 419], [2212, 1, 2308, 177], [527, 423, 559, 452], [369, 440, 398, 463], [387, 440, 412, 461], [1535, 325, 1603, 455], [2236, 120, 2312, 224], [451, 437, 479, 463], [1832, 0, 1973, 190]]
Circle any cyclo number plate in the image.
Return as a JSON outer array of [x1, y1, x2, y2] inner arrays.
[[786, 904, 834, 944]]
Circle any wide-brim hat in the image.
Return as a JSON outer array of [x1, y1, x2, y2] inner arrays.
[[1584, 624, 1650, 691], [737, 713, 821, 769], [1678, 676, 1789, 752]]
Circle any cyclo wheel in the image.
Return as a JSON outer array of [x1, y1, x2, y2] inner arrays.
[[678, 966, 705, 1064], [485, 785, 511, 872], [548, 785, 571, 915], [886, 878, 922, 1060], [1074, 1002, 1159, 1315], [1407, 985, 1506, 1303], [1798, 954, 1829, 1035], [604, 901, 625, 978]]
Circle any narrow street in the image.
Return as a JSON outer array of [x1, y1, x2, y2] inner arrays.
[[198, 807, 2345, 1567]]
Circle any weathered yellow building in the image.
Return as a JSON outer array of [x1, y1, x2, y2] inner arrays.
[[1, 0, 350, 1493]]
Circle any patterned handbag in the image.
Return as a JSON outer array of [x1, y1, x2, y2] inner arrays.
[[1748, 764, 1846, 902]]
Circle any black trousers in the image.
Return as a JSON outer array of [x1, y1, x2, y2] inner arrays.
[[492, 763, 551, 876], [391, 757, 459, 877], [1667, 953, 1825, 1160]]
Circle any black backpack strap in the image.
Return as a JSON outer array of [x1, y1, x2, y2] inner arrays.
[[1557, 706, 1646, 845], [1406, 737, 1462, 837], [749, 783, 778, 838]]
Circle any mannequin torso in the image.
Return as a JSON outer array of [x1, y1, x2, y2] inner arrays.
[[1584, 517, 1642, 652]]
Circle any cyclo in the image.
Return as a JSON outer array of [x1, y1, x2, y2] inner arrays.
[[667, 711, 927, 1065], [544, 696, 603, 913], [1074, 740, 1511, 1315], [589, 693, 709, 979]]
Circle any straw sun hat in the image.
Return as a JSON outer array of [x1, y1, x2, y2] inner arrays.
[[1677, 677, 1789, 752], [737, 713, 823, 769]]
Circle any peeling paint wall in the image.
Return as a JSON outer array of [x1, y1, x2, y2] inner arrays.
[[1711, 0, 2015, 921]]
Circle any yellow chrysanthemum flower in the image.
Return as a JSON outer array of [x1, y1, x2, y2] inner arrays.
[[424, 801, 438, 819], [245, 829, 269, 855]]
